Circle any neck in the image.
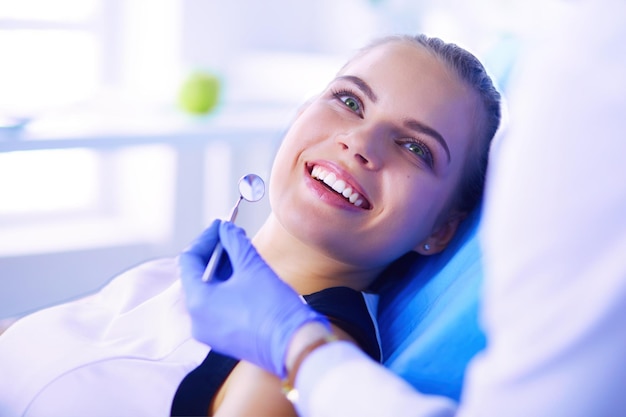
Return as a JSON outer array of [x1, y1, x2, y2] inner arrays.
[[251, 214, 384, 295]]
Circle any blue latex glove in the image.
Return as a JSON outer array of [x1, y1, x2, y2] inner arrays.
[[179, 220, 330, 378]]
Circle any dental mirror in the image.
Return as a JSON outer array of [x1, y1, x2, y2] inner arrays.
[[201, 174, 265, 282]]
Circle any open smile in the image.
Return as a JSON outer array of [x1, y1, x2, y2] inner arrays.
[[307, 163, 372, 210]]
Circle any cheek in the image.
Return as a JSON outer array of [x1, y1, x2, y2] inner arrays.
[[268, 107, 335, 192], [267, 147, 293, 211], [378, 180, 445, 249], [266, 127, 317, 219], [381, 203, 428, 252], [287, 103, 339, 144]]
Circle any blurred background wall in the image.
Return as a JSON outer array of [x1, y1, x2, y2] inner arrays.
[[0, 0, 556, 318]]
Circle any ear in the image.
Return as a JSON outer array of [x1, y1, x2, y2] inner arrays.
[[414, 212, 466, 256]]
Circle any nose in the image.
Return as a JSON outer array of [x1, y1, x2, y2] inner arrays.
[[335, 125, 385, 170]]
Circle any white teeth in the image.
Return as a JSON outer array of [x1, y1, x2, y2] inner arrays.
[[332, 180, 346, 193], [310, 165, 365, 208], [323, 172, 337, 187]]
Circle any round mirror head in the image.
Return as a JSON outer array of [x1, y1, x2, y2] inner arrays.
[[238, 174, 265, 202]]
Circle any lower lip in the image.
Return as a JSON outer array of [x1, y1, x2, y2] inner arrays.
[[303, 170, 364, 212]]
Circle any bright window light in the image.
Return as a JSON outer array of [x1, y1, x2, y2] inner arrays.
[[0, 0, 99, 22], [0, 30, 99, 116], [0, 145, 176, 256], [0, 149, 99, 215]]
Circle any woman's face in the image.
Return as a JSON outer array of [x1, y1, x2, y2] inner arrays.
[[269, 41, 480, 268]]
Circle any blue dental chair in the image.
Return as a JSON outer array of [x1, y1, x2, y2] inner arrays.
[[376, 207, 486, 401]]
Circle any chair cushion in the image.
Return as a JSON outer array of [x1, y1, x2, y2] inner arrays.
[[376, 208, 485, 401]]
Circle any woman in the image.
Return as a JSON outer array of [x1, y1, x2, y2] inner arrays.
[[175, 34, 501, 416], [0, 34, 500, 417]]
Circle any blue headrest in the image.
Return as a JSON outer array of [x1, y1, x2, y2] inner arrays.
[[376, 207, 485, 401]]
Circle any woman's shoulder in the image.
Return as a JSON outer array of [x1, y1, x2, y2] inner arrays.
[[303, 287, 381, 362]]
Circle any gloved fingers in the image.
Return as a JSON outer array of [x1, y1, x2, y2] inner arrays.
[[178, 251, 205, 284], [178, 219, 222, 299], [211, 246, 234, 282], [183, 219, 222, 263], [219, 221, 256, 267]]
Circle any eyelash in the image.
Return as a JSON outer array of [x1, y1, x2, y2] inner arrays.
[[331, 88, 364, 116]]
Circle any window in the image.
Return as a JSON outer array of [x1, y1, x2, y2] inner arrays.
[[0, 1, 183, 256], [0, 0, 182, 118], [0, 149, 99, 216], [0, 145, 176, 256], [0, 0, 103, 117]]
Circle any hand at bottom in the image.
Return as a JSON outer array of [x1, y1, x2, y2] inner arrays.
[[178, 220, 329, 378]]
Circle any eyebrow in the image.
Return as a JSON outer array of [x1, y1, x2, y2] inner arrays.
[[404, 119, 451, 163], [336, 75, 378, 103], [338, 74, 451, 163]]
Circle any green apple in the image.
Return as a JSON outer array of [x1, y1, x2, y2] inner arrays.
[[178, 71, 221, 115]]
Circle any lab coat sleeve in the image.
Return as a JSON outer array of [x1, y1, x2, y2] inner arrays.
[[295, 341, 457, 417], [462, 1, 626, 416]]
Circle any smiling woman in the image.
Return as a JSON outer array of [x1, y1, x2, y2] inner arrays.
[[176, 34, 501, 416], [263, 36, 498, 275], [0, 33, 501, 417]]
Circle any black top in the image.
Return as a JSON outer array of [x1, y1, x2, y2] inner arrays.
[[171, 286, 380, 416]]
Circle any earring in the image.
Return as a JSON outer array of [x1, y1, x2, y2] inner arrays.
[[424, 244, 431, 251]]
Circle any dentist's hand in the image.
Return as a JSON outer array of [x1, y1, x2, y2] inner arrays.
[[178, 220, 329, 377]]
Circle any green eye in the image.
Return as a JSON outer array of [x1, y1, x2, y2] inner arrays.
[[343, 97, 360, 111], [332, 89, 363, 114], [402, 140, 434, 167], [406, 143, 425, 157]]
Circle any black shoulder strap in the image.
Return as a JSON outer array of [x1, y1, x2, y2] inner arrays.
[[304, 286, 380, 362]]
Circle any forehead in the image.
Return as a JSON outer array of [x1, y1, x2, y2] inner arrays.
[[342, 41, 447, 77], [338, 41, 479, 165], [339, 41, 474, 116]]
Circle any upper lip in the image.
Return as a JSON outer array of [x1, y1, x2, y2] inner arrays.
[[305, 161, 372, 210]]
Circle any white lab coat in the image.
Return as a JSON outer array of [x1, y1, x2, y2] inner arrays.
[[294, 1, 626, 416], [0, 258, 209, 417]]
